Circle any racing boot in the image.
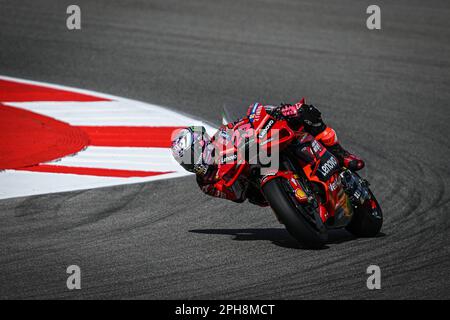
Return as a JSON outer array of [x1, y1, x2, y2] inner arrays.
[[316, 127, 365, 171], [327, 143, 365, 171]]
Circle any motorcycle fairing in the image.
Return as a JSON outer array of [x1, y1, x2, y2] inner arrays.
[[214, 105, 354, 227], [314, 150, 340, 182]]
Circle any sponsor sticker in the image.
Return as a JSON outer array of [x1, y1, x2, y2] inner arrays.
[[221, 153, 238, 164], [328, 179, 340, 191], [295, 188, 307, 201], [258, 119, 275, 139], [316, 152, 339, 181]]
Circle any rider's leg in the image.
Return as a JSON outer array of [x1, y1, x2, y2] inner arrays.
[[314, 126, 365, 171], [302, 105, 364, 171], [299, 104, 364, 171]]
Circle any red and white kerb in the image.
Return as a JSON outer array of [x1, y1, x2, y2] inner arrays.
[[0, 76, 215, 199]]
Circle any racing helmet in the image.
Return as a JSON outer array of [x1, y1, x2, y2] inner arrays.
[[170, 126, 210, 175]]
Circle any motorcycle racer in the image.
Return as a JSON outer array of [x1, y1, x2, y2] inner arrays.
[[171, 99, 364, 204]]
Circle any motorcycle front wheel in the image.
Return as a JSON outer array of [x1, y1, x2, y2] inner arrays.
[[345, 189, 383, 237], [262, 178, 327, 248]]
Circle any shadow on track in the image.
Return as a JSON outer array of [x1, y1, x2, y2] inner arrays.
[[189, 228, 374, 250]]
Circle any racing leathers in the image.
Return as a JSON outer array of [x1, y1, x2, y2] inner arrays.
[[196, 100, 364, 204]]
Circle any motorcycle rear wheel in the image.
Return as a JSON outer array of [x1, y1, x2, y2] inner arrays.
[[262, 178, 327, 248]]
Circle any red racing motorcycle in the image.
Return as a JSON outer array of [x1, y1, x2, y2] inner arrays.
[[213, 105, 383, 248]]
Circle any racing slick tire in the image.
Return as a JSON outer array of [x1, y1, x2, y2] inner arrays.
[[262, 178, 327, 248]]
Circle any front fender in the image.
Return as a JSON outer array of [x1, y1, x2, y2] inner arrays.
[[261, 170, 308, 203]]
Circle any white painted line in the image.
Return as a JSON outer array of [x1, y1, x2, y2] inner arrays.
[[7, 101, 217, 128], [0, 170, 193, 200], [48, 146, 181, 172]]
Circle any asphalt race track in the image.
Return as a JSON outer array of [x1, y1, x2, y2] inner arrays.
[[0, 0, 449, 299]]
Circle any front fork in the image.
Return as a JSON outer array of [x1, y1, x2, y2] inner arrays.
[[339, 170, 371, 206]]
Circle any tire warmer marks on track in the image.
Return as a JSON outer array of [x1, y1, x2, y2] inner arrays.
[[0, 76, 215, 199]]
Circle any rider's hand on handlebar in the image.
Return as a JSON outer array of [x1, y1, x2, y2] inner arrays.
[[279, 103, 302, 118]]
